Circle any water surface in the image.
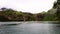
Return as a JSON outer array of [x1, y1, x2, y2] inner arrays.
[[0, 22, 60, 34]]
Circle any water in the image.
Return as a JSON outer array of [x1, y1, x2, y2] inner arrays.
[[0, 21, 60, 34]]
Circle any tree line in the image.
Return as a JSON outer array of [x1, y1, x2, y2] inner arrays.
[[0, 1, 58, 22]]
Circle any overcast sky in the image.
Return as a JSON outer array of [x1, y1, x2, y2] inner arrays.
[[0, 0, 56, 13]]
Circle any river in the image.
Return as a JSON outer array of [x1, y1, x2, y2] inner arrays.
[[0, 21, 60, 34]]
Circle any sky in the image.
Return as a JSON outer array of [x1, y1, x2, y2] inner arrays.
[[0, 0, 57, 14]]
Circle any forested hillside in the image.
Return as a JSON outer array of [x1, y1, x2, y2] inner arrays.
[[0, 1, 58, 21]]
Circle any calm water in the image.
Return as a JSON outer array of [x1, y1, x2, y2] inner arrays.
[[0, 22, 60, 34]]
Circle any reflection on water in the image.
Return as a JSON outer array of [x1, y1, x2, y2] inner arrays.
[[0, 22, 60, 34]]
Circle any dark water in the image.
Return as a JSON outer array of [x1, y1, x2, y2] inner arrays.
[[0, 22, 60, 34]]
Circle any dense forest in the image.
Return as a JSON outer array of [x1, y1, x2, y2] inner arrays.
[[0, 1, 58, 22]]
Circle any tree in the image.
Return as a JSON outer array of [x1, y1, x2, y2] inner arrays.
[[57, 0, 60, 21]]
